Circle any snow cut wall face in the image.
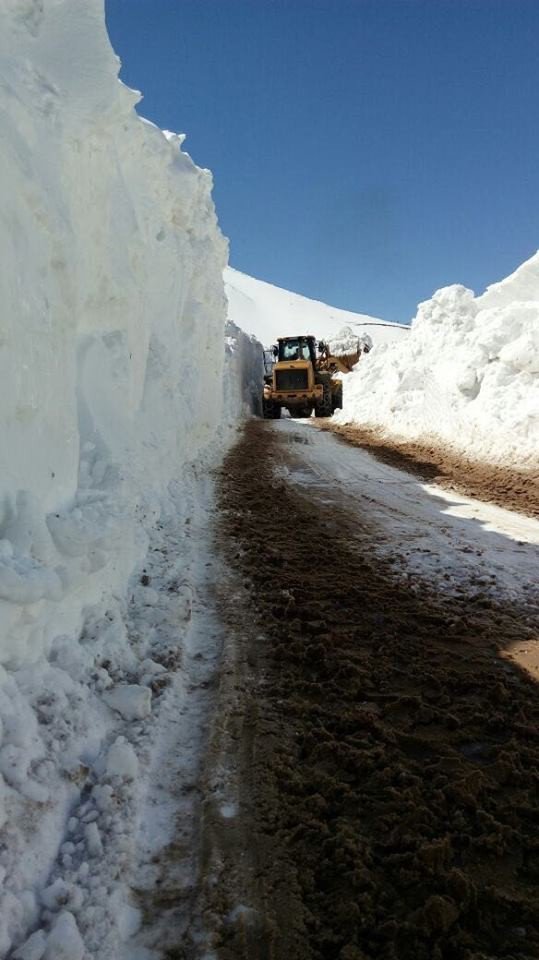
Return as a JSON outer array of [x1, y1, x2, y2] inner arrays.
[[336, 253, 539, 468], [0, 4, 234, 953], [224, 320, 265, 419], [0, 0, 228, 668]]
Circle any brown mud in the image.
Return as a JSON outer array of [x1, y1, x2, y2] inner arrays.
[[318, 422, 539, 519], [206, 420, 539, 960]]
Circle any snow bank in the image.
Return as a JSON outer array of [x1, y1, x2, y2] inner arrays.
[[336, 253, 539, 467], [224, 266, 408, 348], [224, 320, 264, 418], [0, 0, 227, 656], [0, 1, 257, 956]]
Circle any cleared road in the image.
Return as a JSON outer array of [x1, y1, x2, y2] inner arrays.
[[202, 418, 539, 960], [280, 418, 539, 613]]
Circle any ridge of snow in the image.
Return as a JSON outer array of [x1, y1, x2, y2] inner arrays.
[[224, 266, 408, 348], [336, 252, 539, 467], [476, 249, 539, 310]]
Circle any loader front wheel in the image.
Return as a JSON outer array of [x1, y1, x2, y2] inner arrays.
[[332, 383, 343, 412], [315, 383, 332, 418]]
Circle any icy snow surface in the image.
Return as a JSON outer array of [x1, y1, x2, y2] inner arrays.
[[224, 266, 408, 348], [280, 420, 539, 606], [336, 253, 539, 467], [0, 1, 260, 957]]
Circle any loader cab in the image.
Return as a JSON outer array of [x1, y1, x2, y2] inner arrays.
[[277, 336, 317, 364]]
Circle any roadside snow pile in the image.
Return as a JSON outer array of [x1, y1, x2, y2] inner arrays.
[[0, 1, 258, 957], [224, 266, 408, 348], [337, 253, 539, 467]]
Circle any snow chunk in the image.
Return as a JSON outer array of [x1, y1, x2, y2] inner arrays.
[[84, 822, 103, 858], [327, 326, 372, 357], [13, 929, 47, 960], [0, 550, 62, 605], [20, 779, 49, 803], [139, 658, 166, 677], [102, 684, 151, 720], [41, 879, 83, 912], [92, 782, 114, 811], [43, 912, 84, 960], [105, 736, 138, 780], [118, 903, 141, 940], [109, 888, 142, 942]]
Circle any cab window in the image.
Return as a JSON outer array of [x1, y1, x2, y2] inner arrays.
[[281, 339, 300, 361]]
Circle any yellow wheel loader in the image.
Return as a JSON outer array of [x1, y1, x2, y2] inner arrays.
[[262, 335, 362, 420]]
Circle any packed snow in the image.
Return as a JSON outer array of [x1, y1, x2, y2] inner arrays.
[[0, 1, 261, 957], [336, 253, 539, 467], [224, 266, 409, 348]]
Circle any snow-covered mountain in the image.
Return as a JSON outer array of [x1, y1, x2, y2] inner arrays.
[[224, 266, 409, 348]]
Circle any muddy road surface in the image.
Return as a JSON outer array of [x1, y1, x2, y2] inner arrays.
[[198, 419, 539, 960]]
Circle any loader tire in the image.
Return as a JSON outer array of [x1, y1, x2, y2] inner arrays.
[[263, 398, 281, 420], [315, 383, 332, 418], [332, 383, 343, 412]]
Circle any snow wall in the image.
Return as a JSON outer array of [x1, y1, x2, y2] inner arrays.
[[0, 0, 228, 660], [225, 320, 265, 418], [337, 253, 539, 467], [0, 2, 261, 954]]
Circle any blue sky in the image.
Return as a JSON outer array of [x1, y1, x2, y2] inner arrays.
[[105, 0, 539, 324]]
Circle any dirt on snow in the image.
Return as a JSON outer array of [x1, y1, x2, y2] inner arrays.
[[198, 420, 539, 960], [319, 422, 539, 519]]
